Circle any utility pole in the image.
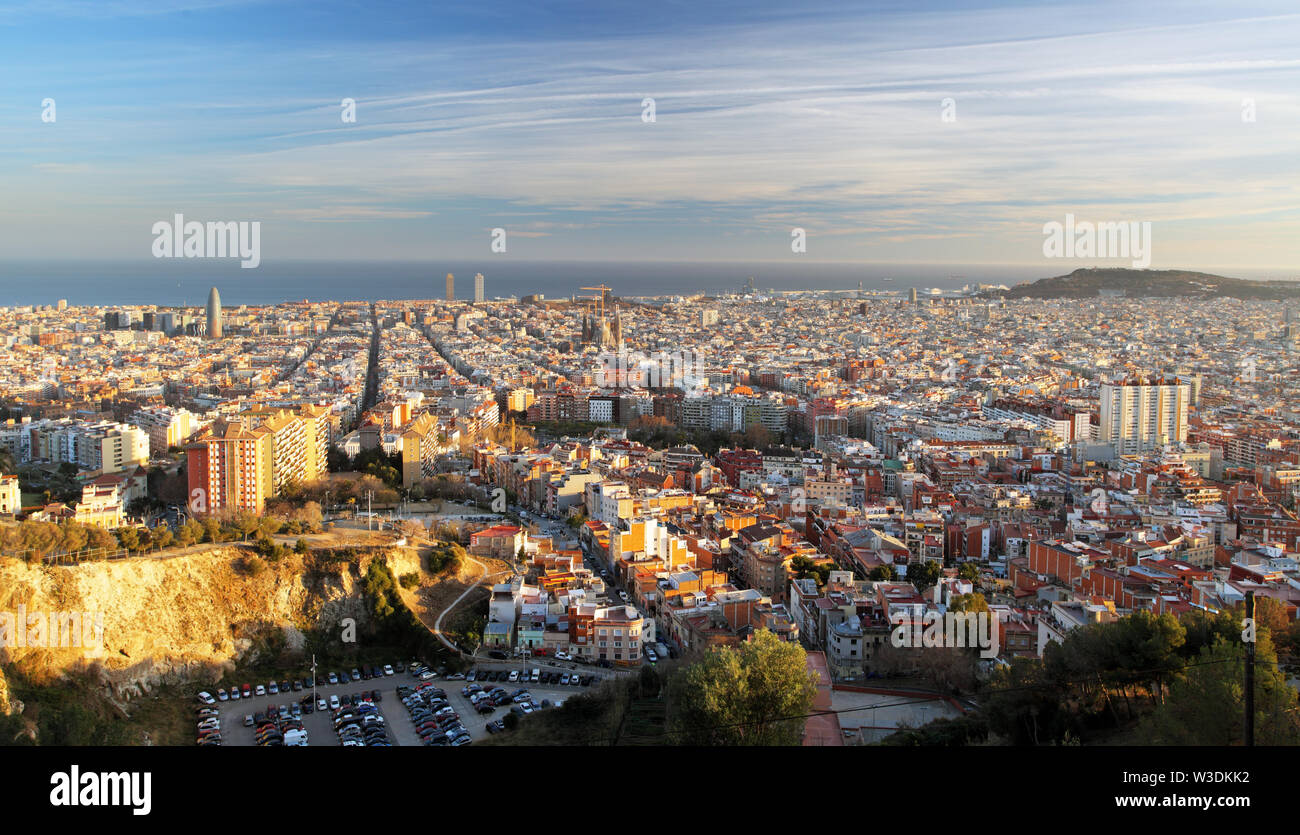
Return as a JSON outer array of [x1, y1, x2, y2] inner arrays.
[[311, 653, 318, 715], [1245, 591, 1255, 747]]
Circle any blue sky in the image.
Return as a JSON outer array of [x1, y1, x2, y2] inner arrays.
[[2, 0, 1299, 272]]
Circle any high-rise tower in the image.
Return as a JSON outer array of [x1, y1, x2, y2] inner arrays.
[[206, 286, 223, 338], [445, 272, 455, 302], [474, 272, 485, 303]]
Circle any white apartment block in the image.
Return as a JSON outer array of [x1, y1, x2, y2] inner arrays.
[[1098, 378, 1190, 455], [129, 405, 197, 452]]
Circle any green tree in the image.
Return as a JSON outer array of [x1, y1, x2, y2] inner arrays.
[[905, 560, 943, 592], [233, 511, 260, 542], [949, 592, 989, 614], [1139, 633, 1300, 745], [115, 526, 140, 553], [152, 526, 174, 551], [957, 561, 981, 583], [667, 629, 817, 746], [85, 525, 116, 554], [868, 564, 898, 582], [295, 538, 310, 554]]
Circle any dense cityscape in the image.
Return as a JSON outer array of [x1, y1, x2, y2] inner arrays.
[[2, 270, 1298, 750]]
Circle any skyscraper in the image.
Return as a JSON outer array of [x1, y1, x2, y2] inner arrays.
[[910, 287, 919, 305], [445, 272, 455, 301], [206, 286, 222, 338], [474, 272, 485, 303]]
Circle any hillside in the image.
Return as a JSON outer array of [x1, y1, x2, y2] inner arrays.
[[0, 544, 423, 743], [990, 268, 1300, 300]]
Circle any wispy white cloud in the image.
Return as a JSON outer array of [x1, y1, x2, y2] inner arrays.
[[1, 2, 1298, 267]]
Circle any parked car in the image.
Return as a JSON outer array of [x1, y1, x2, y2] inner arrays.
[[196, 691, 216, 705], [328, 695, 340, 710], [254, 684, 266, 697]]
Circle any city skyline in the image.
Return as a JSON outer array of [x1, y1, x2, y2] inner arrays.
[[2, 1, 1299, 271]]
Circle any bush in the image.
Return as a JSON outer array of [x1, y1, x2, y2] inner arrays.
[[399, 572, 420, 589]]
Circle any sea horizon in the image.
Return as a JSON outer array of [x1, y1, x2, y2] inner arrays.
[[2, 259, 1296, 308]]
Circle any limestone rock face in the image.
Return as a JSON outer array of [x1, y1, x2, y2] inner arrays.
[[0, 546, 412, 701]]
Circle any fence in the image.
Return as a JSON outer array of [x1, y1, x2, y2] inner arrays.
[[0, 545, 135, 565]]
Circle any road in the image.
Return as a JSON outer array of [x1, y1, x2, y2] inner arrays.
[[426, 540, 512, 655]]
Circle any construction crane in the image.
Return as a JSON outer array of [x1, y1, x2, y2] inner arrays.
[[580, 285, 613, 322]]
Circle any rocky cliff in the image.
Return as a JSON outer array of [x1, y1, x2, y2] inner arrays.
[[0, 544, 421, 706]]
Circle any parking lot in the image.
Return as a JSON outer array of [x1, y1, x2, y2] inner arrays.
[[207, 673, 404, 747], [202, 661, 606, 746]]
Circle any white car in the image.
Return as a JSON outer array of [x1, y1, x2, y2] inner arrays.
[[554, 651, 570, 661], [254, 685, 266, 697], [645, 648, 658, 663], [196, 691, 216, 704], [317, 698, 328, 712], [228, 688, 240, 701], [508, 670, 519, 682], [618, 590, 629, 602], [328, 695, 340, 710], [419, 671, 436, 680], [383, 665, 394, 676], [216, 688, 228, 701]]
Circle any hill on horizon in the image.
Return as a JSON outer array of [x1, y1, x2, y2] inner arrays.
[[989, 268, 1300, 301]]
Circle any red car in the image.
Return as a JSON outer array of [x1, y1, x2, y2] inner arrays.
[[242, 684, 252, 699]]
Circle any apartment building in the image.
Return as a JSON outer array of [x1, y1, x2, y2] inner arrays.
[[0, 474, 20, 515], [1098, 376, 1190, 454], [185, 419, 275, 514], [81, 423, 150, 474], [128, 405, 198, 452]]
